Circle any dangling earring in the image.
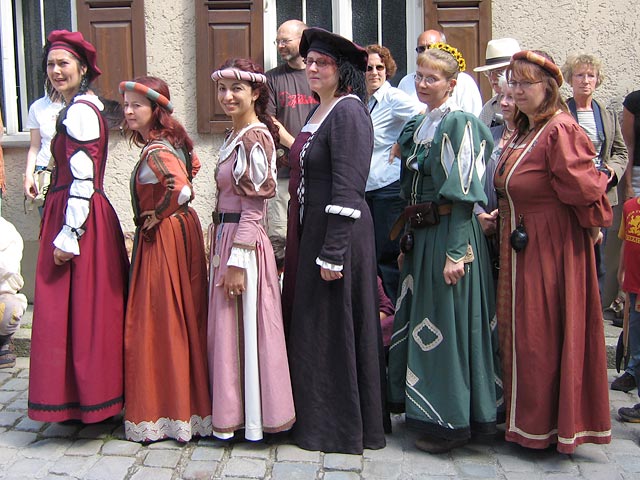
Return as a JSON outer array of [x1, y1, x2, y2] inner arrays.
[[79, 74, 89, 93]]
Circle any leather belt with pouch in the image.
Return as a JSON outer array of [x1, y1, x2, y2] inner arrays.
[[390, 202, 453, 241]]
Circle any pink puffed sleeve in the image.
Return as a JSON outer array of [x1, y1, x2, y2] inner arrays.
[[229, 127, 277, 251], [231, 128, 277, 199]]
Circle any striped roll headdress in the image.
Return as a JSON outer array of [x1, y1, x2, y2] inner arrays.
[[118, 81, 174, 113], [211, 68, 267, 84]]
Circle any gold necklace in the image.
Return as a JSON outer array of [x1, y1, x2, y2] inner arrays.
[[501, 126, 514, 140]]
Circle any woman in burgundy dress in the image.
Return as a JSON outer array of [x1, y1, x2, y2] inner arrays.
[[28, 30, 129, 423]]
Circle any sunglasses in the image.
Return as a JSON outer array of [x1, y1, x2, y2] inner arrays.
[[415, 44, 432, 54], [367, 64, 385, 72]]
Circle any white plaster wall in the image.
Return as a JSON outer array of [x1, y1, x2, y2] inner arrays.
[[111, 0, 224, 234], [492, 0, 640, 111], [1, 147, 40, 239]]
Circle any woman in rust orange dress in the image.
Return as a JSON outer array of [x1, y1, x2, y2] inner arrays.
[[494, 51, 612, 453], [120, 77, 211, 442]]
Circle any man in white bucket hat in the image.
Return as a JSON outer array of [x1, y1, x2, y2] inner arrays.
[[475, 37, 521, 127]]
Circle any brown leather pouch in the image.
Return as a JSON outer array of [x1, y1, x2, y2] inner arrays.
[[406, 202, 440, 229]]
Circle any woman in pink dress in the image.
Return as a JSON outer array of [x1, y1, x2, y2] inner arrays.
[[208, 58, 295, 441]]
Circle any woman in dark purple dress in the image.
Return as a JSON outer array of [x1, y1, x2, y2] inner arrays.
[[283, 27, 387, 454]]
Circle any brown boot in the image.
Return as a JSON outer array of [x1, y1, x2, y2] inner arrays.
[[0, 335, 16, 369]]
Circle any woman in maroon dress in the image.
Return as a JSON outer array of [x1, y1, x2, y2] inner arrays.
[[495, 50, 612, 453], [28, 30, 129, 423]]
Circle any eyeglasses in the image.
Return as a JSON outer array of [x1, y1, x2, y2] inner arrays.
[[303, 57, 335, 68], [508, 80, 542, 89], [414, 72, 444, 85], [415, 44, 431, 54], [483, 68, 506, 79], [367, 64, 385, 72], [274, 37, 299, 47]]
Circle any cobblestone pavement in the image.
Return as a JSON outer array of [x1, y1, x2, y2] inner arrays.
[[0, 356, 640, 479]]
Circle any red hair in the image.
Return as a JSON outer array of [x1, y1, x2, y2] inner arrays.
[[124, 76, 194, 154]]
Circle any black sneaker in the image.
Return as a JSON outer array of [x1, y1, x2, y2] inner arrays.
[[618, 405, 640, 423], [611, 372, 637, 392]]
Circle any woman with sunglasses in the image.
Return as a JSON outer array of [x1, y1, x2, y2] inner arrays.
[[474, 79, 519, 280], [494, 50, 612, 453], [364, 44, 423, 304], [387, 44, 501, 454]]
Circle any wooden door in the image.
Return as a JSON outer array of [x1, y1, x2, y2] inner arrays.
[[76, 0, 147, 102], [195, 0, 264, 133], [424, 0, 492, 101]]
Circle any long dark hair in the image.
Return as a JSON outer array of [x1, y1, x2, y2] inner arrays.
[[218, 58, 280, 145], [123, 76, 195, 154], [336, 58, 367, 101]]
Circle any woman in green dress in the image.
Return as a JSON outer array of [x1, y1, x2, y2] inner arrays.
[[387, 43, 502, 453]]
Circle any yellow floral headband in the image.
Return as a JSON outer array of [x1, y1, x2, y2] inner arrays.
[[429, 42, 466, 72]]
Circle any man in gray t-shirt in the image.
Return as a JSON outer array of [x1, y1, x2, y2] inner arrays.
[[266, 20, 318, 269]]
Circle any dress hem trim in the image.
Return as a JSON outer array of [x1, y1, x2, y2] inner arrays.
[[124, 414, 213, 443]]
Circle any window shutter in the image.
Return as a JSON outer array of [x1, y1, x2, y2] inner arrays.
[[425, 0, 492, 100], [195, 0, 264, 134], [76, 0, 147, 101]]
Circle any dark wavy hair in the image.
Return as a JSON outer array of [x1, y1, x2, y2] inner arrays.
[[217, 58, 280, 145], [123, 76, 195, 153], [365, 44, 397, 79], [507, 50, 568, 134]]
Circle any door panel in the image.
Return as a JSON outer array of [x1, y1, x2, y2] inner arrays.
[[424, 0, 492, 101]]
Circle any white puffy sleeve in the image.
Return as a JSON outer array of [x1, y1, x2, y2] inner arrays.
[[52, 102, 100, 255]]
